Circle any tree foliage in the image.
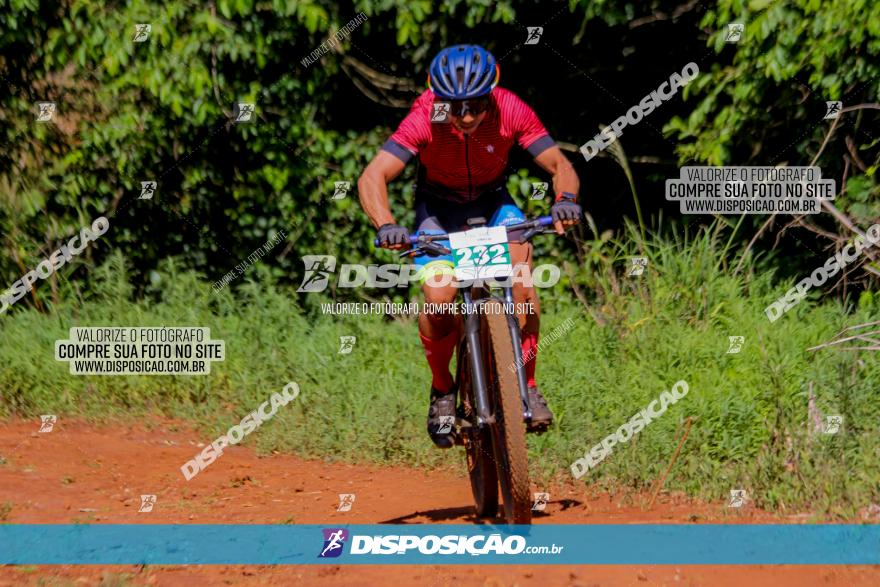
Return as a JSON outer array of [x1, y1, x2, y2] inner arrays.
[[0, 0, 877, 310]]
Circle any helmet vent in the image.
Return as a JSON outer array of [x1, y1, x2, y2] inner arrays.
[[429, 44, 498, 99]]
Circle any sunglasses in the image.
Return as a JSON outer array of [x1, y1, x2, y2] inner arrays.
[[446, 97, 490, 117]]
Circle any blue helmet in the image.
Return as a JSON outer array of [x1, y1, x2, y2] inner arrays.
[[428, 44, 499, 100]]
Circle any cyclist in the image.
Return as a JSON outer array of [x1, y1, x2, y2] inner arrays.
[[357, 44, 581, 447]]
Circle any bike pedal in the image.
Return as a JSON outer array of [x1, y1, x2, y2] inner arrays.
[[451, 419, 469, 446], [526, 421, 551, 434], [429, 434, 456, 449]]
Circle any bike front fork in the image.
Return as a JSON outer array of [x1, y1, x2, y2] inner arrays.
[[502, 287, 533, 421], [461, 288, 532, 426]]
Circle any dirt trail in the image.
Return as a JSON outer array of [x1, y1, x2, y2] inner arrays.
[[0, 418, 877, 586]]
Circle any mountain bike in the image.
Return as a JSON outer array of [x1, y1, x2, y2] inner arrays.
[[376, 215, 555, 524]]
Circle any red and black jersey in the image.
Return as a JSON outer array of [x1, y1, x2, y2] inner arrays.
[[381, 87, 555, 202]]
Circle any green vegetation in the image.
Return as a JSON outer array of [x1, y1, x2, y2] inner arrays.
[[0, 0, 878, 517], [1, 0, 877, 295], [1, 223, 877, 515]]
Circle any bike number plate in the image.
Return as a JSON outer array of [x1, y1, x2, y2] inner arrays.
[[448, 226, 512, 281]]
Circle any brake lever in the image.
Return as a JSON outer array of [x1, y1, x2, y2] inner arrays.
[[398, 241, 451, 258], [399, 246, 422, 258], [423, 242, 452, 256], [520, 227, 541, 241]]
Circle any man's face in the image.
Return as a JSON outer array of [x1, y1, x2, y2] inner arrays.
[[446, 97, 490, 134]]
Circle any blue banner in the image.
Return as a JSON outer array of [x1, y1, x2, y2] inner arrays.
[[1, 524, 878, 565]]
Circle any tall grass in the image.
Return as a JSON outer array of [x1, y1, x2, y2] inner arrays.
[[1, 231, 878, 515]]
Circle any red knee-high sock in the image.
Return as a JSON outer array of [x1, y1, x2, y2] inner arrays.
[[521, 332, 538, 388], [420, 330, 457, 393]]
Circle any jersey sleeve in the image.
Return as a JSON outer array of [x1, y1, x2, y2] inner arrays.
[[505, 90, 555, 157], [381, 91, 433, 164]]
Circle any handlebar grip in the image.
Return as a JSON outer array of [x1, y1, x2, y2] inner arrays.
[[538, 215, 553, 226], [373, 235, 421, 248]]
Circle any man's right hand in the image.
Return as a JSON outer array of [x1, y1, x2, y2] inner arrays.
[[377, 223, 410, 249]]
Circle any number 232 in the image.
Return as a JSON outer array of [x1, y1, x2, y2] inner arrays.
[[455, 244, 507, 266]]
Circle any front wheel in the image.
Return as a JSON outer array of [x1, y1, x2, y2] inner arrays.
[[459, 340, 499, 519], [483, 300, 532, 524]]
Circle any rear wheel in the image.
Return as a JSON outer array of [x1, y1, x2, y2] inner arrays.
[[483, 300, 532, 524], [458, 340, 499, 519]]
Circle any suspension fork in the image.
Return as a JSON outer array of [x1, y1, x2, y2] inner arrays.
[[503, 287, 532, 420], [462, 290, 494, 425]]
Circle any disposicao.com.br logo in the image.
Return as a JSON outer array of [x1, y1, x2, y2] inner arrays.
[[317, 529, 563, 558]]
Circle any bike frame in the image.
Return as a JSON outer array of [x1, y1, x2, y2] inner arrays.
[[376, 214, 554, 428]]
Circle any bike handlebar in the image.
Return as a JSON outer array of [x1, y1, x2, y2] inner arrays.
[[373, 215, 554, 248]]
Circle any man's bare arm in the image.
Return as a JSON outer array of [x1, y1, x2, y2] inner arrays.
[[534, 146, 581, 234], [357, 151, 408, 230], [534, 146, 580, 197]]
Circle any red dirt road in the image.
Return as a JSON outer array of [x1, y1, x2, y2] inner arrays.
[[0, 418, 877, 586]]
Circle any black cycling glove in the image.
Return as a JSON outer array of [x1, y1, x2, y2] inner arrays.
[[377, 223, 409, 247], [550, 193, 582, 224]]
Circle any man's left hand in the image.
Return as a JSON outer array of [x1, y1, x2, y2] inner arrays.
[[551, 194, 581, 235]]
